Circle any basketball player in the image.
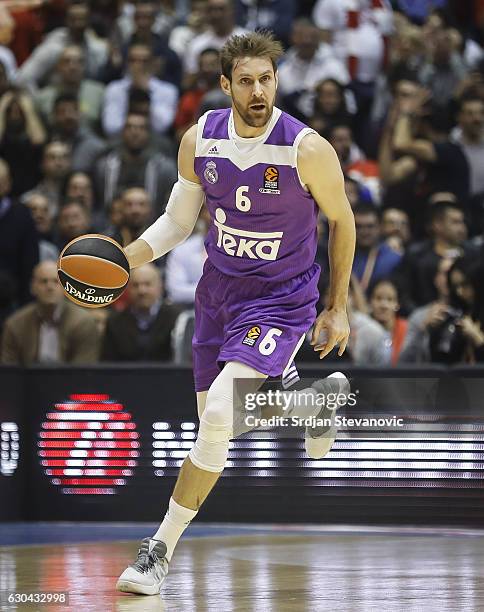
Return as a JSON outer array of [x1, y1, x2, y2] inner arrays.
[[116, 32, 355, 594]]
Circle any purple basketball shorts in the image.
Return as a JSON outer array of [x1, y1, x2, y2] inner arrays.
[[192, 259, 321, 391]]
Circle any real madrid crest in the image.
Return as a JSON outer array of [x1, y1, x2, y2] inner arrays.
[[204, 161, 219, 184]]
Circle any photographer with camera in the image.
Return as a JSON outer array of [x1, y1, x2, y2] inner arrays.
[[428, 258, 484, 364]]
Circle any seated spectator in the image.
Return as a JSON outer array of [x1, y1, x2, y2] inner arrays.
[[94, 112, 176, 216], [451, 95, 484, 232], [89, 0, 120, 39], [49, 93, 106, 173], [116, 0, 183, 46], [312, 0, 393, 130], [183, 0, 247, 81], [62, 170, 96, 214], [453, 96, 484, 194], [169, 0, 209, 59], [346, 275, 391, 365], [100, 263, 181, 361], [327, 125, 379, 203], [399, 256, 454, 362], [174, 47, 221, 142], [104, 0, 183, 90], [370, 43, 425, 136], [0, 270, 15, 344], [381, 207, 411, 255], [102, 195, 125, 238], [344, 176, 373, 209], [352, 203, 402, 294], [426, 258, 484, 363], [17, 1, 108, 89], [380, 89, 469, 228], [418, 28, 467, 108], [31, 140, 72, 215], [7, 1, 67, 66], [22, 191, 58, 262], [367, 279, 408, 365], [327, 124, 365, 172], [56, 200, 92, 249], [309, 78, 354, 136], [102, 43, 178, 137], [34, 45, 105, 131], [197, 86, 232, 116], [393, 200, 475, 311], [104, 187, 152, 247], [1, 260, 100, 365], [0, 88, 46, 197], [235, 0, 295, 47], [278, 19, 349, 119], [0, 159, 39, 305], [165, 206, 209, 305]]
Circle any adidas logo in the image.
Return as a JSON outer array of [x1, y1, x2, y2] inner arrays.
[[208, 145, 219, 155]]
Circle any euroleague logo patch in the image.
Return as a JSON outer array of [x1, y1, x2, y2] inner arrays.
[[259, 166, 280, 194], [242, 326, 261, 347]]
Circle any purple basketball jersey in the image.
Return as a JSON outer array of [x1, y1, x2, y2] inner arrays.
[[194, 107, 319, 282]]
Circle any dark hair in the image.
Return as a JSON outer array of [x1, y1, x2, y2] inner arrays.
[[53, 92, 79, 110], [387, 65, 420, 93], [421, 102, 453, 134], [353, 202, 380, 220], [220, 31, 283, 81], [60, 170, 93, 201], [429, 200, 463, 224], [457, 94, 484, 113], [200, 47, 220, 58], [59, 198, 89, 213], [447, 258, 484, 323], [325, 122, 353, 141], [369, 277, 400, 305], [315, 78, 345, 96], [447, 258, 472, 312], [129, 87, 151, 106]]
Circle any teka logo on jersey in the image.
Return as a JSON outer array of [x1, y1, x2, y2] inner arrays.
[[214, 208, 283, 260], [65, 281, 114, 304]]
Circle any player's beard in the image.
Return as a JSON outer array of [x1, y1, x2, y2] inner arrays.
[[232, 95, 274, 128]]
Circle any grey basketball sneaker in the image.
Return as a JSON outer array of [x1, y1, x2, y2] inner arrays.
[[305, 372, 350, 459], [116, 538, 169, 595]]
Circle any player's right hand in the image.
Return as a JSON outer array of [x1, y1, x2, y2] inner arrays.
[[311, 308, 350, 359]]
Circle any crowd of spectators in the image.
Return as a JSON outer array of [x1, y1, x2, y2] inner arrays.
[[0, 0, 483, 367]]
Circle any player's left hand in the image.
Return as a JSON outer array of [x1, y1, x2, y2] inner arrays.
[[311, 308, 350, 359]]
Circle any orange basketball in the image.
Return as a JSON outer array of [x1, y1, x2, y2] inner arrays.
[[57, 234, 130, 308]]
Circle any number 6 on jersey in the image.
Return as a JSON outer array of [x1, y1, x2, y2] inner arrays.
[[235, 186, 251, 212], [259, 328, 282, 355]]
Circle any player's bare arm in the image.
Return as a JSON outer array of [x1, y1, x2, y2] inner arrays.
[[124, 125, 203, 269], [298, 132, 356, 359]]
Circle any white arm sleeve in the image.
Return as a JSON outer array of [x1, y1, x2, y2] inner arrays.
[[139, 173, 205, 260]]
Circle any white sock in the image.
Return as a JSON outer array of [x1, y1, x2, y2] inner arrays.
[[152, 497, 198, 562]]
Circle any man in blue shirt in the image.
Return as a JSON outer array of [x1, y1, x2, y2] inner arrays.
[[352, 202, 402, 294]]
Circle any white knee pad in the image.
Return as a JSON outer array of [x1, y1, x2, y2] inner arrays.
[[189, 387, 233, 473], [188, 413, 231, 473], [189, 362, 267, 473]]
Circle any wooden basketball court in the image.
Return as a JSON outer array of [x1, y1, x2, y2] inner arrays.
[[1, 525, 483, 611]]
